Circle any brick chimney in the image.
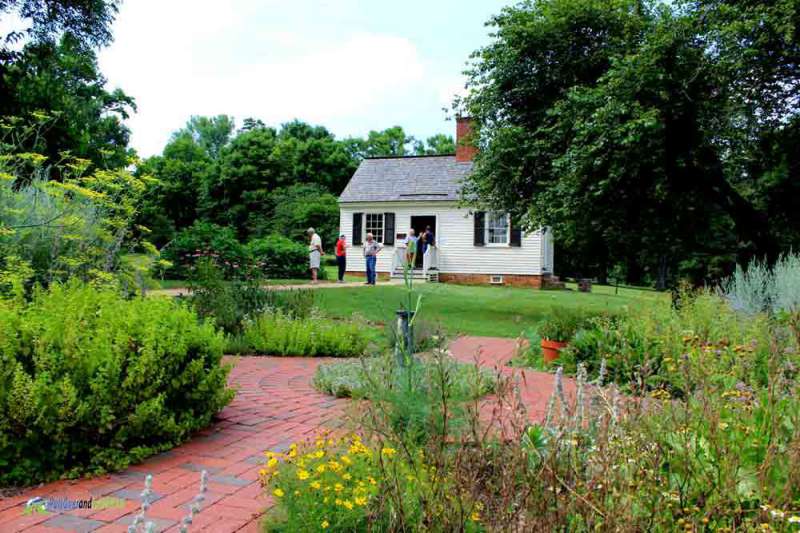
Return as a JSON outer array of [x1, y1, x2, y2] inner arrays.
[[455, 116, 478, 162]]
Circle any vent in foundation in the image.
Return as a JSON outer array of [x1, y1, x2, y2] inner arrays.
[[490, 275, 504, 285]]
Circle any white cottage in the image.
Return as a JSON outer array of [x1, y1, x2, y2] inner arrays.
[[338, 118, 555, 288]]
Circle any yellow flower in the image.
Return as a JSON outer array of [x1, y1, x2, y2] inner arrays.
[[381, 447, 396, 457], [316, 439, 326, 449], [335, 498, 342, 506], [328, 460, 342, 471], [298, 469, 310, 480], [316, 464, 327, 473], [267, 458, 279, 468], [355, 496, 368, 506], [288, 449, 297, 458], [314, 450, 325, 459], [273, 488, 285, 498], [470, 511, 481, 522], [294, 490, 300, 496], [341, 455, 352, 465], [258, 469, 267, 476], [342, 473, 352, 481], [321, 521, 330, 529], [718, 422, 729, 430], [334, 483, 344, 492], [323, 497, 329, 503], [368, 476, 377, 486], [311, 481, 322, 490], [342, 500, 354, 510]]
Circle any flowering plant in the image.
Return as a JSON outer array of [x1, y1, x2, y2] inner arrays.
[[260, 434, 386, 531]]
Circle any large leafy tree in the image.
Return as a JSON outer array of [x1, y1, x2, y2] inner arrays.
[[462, 0, 800, 286], [1, 34, 135, 172]]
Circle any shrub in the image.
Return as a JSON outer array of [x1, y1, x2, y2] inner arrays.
[[227, 312, 368, 357], [247, 234, 309, 279], [187, 258, 316, 335], [260, 433, 486, 532], [537, 307, 598, 341], [160, 221, 249, 279], [559, 290, 775, 396], [312, 354, 496, 399], [0, 281, 233, 486]]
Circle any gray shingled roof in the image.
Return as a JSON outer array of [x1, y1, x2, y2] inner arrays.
[[338, 155, 472, 203]]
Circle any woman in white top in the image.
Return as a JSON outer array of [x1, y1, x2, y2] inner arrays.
[[306, 227, 324, 283]]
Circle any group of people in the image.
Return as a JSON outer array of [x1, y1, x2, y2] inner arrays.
[[305, 225, 435, 285]]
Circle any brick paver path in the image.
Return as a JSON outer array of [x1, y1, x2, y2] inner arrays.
[[1, 337, 557, 532]]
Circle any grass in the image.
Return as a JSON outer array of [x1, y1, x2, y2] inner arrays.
[[315, 282, 662, 338], [154, 274, 364, 289]]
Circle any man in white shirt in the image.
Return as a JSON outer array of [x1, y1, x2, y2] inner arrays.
[[307, 227, 324, 283]]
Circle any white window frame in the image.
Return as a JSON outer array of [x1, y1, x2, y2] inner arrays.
[[485, 211, 510, 247], [364, 213, 385, 244]]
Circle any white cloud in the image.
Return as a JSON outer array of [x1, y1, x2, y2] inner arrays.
[[99, 1, 426, 156]]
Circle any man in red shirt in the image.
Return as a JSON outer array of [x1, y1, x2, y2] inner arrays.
[[335, 234, 347, 283]]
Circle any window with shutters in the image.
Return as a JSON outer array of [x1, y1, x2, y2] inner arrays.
[[485, 212, 510, 245], [365, 213, 384, 243]]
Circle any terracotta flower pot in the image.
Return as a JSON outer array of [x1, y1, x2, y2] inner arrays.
[[541, 338, 568, 363]]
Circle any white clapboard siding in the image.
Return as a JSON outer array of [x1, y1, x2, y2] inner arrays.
[[339, 202, 544, 275]]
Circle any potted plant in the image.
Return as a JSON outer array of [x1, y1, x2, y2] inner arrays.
[[538, 308, 585, 363]]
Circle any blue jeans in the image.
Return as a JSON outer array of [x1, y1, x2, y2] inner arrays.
[[366, 255, 377, 284]]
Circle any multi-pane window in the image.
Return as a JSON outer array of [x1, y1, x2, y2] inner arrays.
[[365, 213, 384, 243], [486, 212, 509, 245]]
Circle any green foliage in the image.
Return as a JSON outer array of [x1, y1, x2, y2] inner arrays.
[[228, 312, 368, 357], [313, 353, 496, 399], [536, 307, 599, 342], [253, 184, 340, 248], [559, 291, 775, 396], [1, 35, 134, 173], [247, 234, 310, 280], [0, 281, 233, 486], [161, 221, 248, 279], [0, 129, 155, 289], [187, 258, 316, 335], [462, 0, 800, 286]]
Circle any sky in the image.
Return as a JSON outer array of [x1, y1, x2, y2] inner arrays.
[[95, 0, 508, 157]]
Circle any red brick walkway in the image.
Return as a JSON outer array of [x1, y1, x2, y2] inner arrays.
[[1, 337, 555, 532]]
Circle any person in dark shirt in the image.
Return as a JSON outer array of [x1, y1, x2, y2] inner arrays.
[[422, 225, 435, 256]]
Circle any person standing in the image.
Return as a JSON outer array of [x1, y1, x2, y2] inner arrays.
[[335, 233, 347, 283], [307, 227, 324, 284], [363, 232, 382, 285], [421, 225, 435, 256], [405, 228, 418, 267]]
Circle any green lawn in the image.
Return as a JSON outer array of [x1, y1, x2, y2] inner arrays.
[[316, 282, 663, 338]]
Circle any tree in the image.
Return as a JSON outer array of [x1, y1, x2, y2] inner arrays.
[[184, 115, 234, 160], [1, 35, 135, 173], [413, 134, 456, 155], [347, 126, 414, 158], [0, 0, 119, 59], [462, 0, 800, 287]]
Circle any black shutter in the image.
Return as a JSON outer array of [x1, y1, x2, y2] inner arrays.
[[352, 213, 363, 245], [383, 213, 395, 245], [474, 211, 485, 246], [510, 216, 522, 247]]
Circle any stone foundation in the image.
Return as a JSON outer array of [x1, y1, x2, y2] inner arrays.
[[438, 273, 550, 289]]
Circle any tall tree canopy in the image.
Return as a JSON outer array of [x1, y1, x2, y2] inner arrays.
[[462, 0, 800, 287], [1, 34, 134, 172]]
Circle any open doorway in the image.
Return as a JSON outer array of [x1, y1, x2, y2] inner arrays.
[[410, 215, 436, 268]]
